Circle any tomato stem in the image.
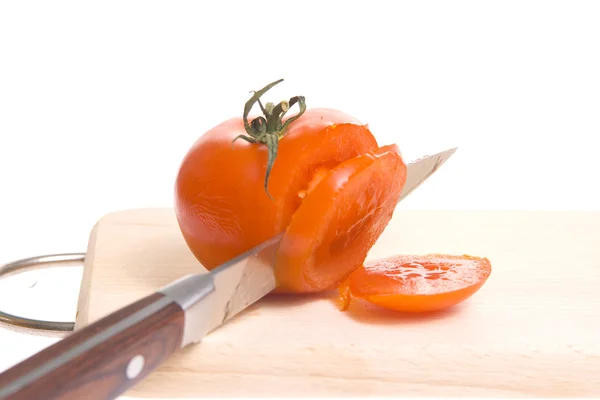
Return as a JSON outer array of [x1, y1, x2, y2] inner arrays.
[[233, 79, 306, 200]]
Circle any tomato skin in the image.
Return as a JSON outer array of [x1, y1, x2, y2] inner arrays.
[[340, 254, 492, 312], [174, 108, 378, 271]]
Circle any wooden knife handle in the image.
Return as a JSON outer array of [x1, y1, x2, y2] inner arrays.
[[0, 292, 184, 400]]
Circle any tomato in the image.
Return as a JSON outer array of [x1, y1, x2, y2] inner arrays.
[[275, 144, 407, 292], [339, 254, 491, 312], [174, 79, 382, 284]]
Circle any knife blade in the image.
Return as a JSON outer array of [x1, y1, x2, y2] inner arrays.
[[0, 147, 456, 400], [399, 147, 457, 202], [161, 231, 283, 346]]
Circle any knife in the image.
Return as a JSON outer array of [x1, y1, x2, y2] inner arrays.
[[0, 147, 457, 400]]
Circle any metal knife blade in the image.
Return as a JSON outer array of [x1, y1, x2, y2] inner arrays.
[[158, 232, 283, 347], [399, 147, 458, 202]]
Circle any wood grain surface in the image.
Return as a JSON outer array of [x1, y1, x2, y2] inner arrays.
[[74, 208, 600, 398], [0, 292, 184, 400]]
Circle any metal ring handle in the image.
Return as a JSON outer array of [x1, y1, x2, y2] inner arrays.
[[0, 253, 85, 332]]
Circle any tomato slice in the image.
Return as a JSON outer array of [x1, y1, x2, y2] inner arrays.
[[339, 254, 492, 312], [274, 144, 407, 293]]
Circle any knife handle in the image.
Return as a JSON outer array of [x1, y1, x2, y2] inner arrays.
[[0, 273, 216, 400], [0, 292, 182, 400]]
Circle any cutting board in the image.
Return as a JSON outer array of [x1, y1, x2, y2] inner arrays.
[[74, 208, 600, 398]]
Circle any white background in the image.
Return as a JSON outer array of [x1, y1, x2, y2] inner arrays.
[[0, 1, 599, 399]]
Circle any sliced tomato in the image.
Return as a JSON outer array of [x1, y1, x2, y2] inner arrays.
[[274, 144, 407, 293], [339, 254, 491, 312], [175, 107, 378, 270], [175, 79, 412, 294]]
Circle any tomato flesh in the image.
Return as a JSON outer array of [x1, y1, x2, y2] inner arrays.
[[175, 108, 378, 271], [340, 254, 491, 312], [275, 144, 407, 292]]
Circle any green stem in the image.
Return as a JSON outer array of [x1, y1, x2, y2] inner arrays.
[[242, 79, 283, 137], [233, 79, 307, 200]]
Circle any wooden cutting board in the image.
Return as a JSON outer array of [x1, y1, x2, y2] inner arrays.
[[73, 208, 600, 398]]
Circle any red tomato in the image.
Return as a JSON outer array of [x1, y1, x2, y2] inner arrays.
[[175, 79, 388, 291], [339, 254, 492, 312]]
